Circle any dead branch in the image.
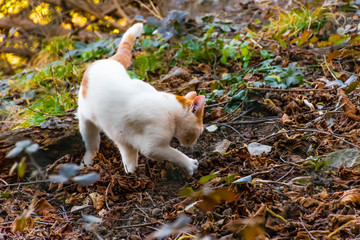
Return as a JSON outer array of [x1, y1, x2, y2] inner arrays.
[[0, 47, 36, 58]]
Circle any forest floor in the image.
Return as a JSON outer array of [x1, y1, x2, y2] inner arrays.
[[1, 0, 360, 239]]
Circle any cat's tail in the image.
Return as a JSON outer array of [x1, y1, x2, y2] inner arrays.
[[109, 23, 143, 69]]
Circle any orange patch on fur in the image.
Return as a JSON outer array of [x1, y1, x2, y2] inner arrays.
[[109, 35, 135, 69], [175, 95, 192, 109], [176, 95, 204, 125], [81, 68, 89, 98]]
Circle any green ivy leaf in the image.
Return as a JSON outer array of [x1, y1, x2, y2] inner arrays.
[[260, 50, 271, 59], [198, 171, 220, 184], [179, 187, 194, 196]]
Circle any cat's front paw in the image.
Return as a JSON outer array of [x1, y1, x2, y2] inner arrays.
[[80, 152, 94, 168], [186, 158, 199, 176]]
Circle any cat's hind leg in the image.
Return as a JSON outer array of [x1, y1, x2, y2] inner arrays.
[[79, 117, 101, 166], [117, 143, 138, 173]]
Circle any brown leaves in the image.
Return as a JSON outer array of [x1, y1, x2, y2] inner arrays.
[[338, 89, 360, 121], [197, 188, 237, 212], [34, 198, 56, 215], [180, 187, 237, 212], [11, 215, 35, 234], [340, 189, 360, 206], [227, 205, 266, 239]]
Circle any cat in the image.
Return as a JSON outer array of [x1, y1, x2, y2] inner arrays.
[[78, 23, 205, 176]]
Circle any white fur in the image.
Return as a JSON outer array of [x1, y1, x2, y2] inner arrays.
[[123, 23, 143, 40], [78, 60, 203, 175]]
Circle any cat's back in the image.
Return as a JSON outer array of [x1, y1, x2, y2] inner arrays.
[[88, 59, 129, 84]]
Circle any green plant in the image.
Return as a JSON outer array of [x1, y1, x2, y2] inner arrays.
[[175, 26, 223, 65], [264, 4, 329, 39], [253, 60, 304, 89], [133, 41, 168, 80], [18, 92, 76, 128]]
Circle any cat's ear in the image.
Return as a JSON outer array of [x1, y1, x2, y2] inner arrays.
[[191, 96, 205, 116], [185, 91, 197, 100]]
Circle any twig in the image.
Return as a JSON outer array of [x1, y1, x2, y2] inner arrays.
[[328, 220, 356, 238], [276, 167, 294, 182], [219, 124, 245, 140], [105, 181, 112, 211], [295, 128, 360, 149], [247, 87, 333, 92], [250, 38, 263, 49], [324, 56, 338, 81], [111, 0, 129, 20], [279, 155, 303, 168], [145, 191, 156, 207], [0, 178, 9, 185], [0, 180, 49, 188], [330, 102, 346, 113], [259, 128, 360, 149], [205, 101, 229, 108], [266, 207, 287, 223], [258, 130, 292, 142], [253, 179, 291, 187], [136, 211, 164, 225], [135, 204, 148, 216], [145, 159, 153, 180], [134, 205, 164, 225], [217, 117, 280, 125], [148, 0, 162, 18], [91, 229, 104, 240], [114, 222, 157, 229], [299, 217, 317, 240], [0, 220, 55, 226], [135, 0, 162, 19], [251, 170, 271, 177], [34, 221, 54, 226], [61, 205, 69, 222], [0, 221, 12, 225]]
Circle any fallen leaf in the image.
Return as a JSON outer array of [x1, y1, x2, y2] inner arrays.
[[340, 189, 360, 205], [34, 198, 56, 215], [338, 89, 360, 121], [213, 139, 231, 155]]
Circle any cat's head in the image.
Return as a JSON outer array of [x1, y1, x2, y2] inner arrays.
[[175, 92, 205, 147]]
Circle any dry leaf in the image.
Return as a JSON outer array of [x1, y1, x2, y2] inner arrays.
[[340, 189, 360, 205], [338, 89, 360, 121], [34, 198, 56, 215]]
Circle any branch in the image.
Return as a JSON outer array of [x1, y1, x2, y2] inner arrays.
[[43, 0, 125, 30], [0, 16, 70, 37], [0, 47, 36, 58], [112, 0, 129, 20]]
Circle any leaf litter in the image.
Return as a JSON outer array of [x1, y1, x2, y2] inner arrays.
[[1, 0, 360, 239]]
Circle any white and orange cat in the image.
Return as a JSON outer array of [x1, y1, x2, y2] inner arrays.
[[78, 23, 205, 175]]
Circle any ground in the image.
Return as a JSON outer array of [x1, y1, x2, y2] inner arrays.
[[1, 0, 360, 239]]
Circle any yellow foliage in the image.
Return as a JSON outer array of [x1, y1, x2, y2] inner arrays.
[[4, 53, 21, 65], [0, 0, 28, 16], [71, 11, 87, 27], [61, 22, 72, 30], [118, 18, 127, 27], [29, 3, 52, 25]]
